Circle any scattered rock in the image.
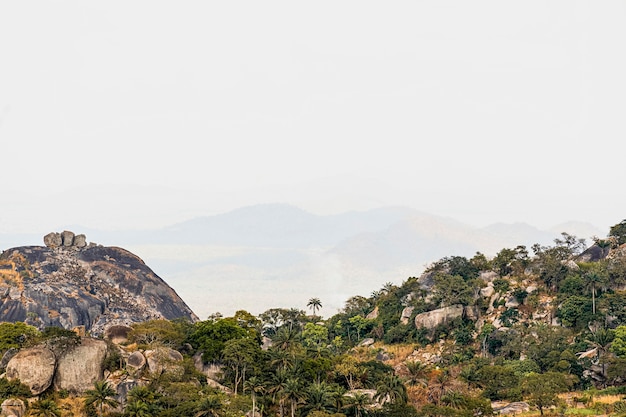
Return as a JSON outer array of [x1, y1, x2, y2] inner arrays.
[[505, 297, 520, 308], [6, 346, 56, 395], [1, 398, 26, 417], [359, 338, 375, 347], [493, 402, 530, 414], [400, 307, 414, 325], [145, 348, 184, 377], [480, 271, 499, 282], [127, 351, 146, 371], [480, 285, 495, 298], [366, 306, 379, 320]]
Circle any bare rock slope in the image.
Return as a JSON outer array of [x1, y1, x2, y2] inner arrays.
[[0, 232, 198, 335]]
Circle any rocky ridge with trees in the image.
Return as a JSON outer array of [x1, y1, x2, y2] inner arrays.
[[2, 221, 626, 416]]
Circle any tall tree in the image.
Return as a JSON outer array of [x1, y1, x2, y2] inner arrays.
[[583, 269, 608, 315], [375, 374, 408, 405], [344, 391, 372, 417], [307, 298, 322, 317], [244, 376, 265, 417]]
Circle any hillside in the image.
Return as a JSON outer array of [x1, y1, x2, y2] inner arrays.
[[0, 231, 197, 335], [1, 219, 626, 417]]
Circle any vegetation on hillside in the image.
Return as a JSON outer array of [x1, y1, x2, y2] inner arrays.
[[2, 219, 626, 416]]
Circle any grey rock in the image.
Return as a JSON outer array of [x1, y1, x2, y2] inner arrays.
[[400, 307, 414, 325], [43, 232, 62, 248], [359, 338, 375, 347], [145, 348, 184, 377], [105, 325, 133, 345], [6, 346, 56, 395], [73, 234, 87, 248], [366, 306, 379, 320], [493, 402, 530, 414], [1, 398, 26, 417], [0, 245, 198, 336], [53, 338, 108, 393], [480, 285, 495, 298], [127, 351, 146, 371], [61, 230, 75, 247], [414, 305, 464, 330]]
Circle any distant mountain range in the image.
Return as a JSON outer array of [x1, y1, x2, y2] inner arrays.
[[0, 204, 605, 319]]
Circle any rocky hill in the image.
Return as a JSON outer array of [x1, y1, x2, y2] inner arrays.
[[0, 231, 198, 336]]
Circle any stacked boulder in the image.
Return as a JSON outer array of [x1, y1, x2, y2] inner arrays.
[[43, 231, 87, 248]]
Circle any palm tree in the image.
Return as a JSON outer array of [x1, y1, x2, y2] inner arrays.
[[194, 395, 223, 417], [344, 391, 372, 417], [29, 399, 61, 417], [283, 378, 305, 417], [405, 361, 429, 387], [375, 374, 407, 405], [307, 298, 322, 317], [125, 400, 152, 417], [84, 380, 119, 417], [304, 382, 333, 414], [584, 271, 607, 315], [244, 376, 265, 417], [269, 369, 289, 417]]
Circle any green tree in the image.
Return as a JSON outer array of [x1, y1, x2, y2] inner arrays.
[[432, 274, 473, 307], [125, 400, 152, 417], [222, 337, 259, 394], [405, 361, 429, 387], [308, 298, 323, 317], [284, 378, 305, 417], [375, 374, 407, 405], [610, 325, 626, 357], [344, 392, 371, 417], [583, 269, 608, 315], [244, 376, 265, 417], [304, 382, 334, 414], [188, 317, 250, 363], [0, 322, 39, 352], [194, 395, 223, 417], [610, 219, 626, 245], [29, 399, 61, 417], [84, 381, 119, 417], [521, 372, 572, 416], [348, 315, 373, 341], [128, 319, 189, 349]]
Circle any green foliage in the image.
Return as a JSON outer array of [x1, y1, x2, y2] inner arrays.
[[477, 365, 521, 401], [0, 322, 39, 353], [187, 317, 253, 363], [432, 274, 473, 307], [610, 219, 626, 245], [491, 278, 510, 294], [521, 372, 573, 415], [0, 377, 31, 402], [610, 325, 626, 357], [557, 295, 593, 328], [29, 398, 61, 417], [128, 319, 191, 349]]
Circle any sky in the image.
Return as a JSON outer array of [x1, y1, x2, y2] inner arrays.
[[1, 1, 626, 235]]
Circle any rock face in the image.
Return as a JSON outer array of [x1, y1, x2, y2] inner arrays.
[[54, 338, 108, 393], [414, 305, 464, 330], [0, 235, 198, 335], [5, 346, 56, 395]]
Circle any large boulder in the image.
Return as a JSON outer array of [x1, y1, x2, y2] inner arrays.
[[53, 338, 108, 393], [414, 305, 464, 330], [5, 346, 56, 395], [43, 232, 62, 248], [61, 230, 75, 247], [0, 398, 26, 417], [105, 325, 133, 345], [144, 348, 184, 377], [126, 351, 146, 371]]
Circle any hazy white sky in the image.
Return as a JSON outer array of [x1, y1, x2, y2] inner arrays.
[[1, 1, 625, 234]]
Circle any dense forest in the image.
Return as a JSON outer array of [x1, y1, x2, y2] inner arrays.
[[2, 219, 626, 417]]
